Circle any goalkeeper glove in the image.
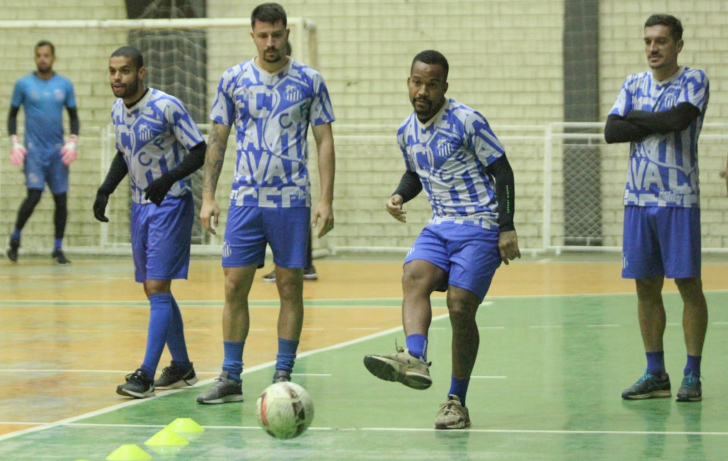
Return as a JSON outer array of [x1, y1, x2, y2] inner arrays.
[[10, 135, 27, 165], [144, 173, 176, 206], [61, 135, 78, 165]]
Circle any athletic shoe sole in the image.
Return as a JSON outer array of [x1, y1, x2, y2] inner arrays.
[[622, 390, 671, 400], [363, 356, 432, 390], [196, 394, 244, 404], [155, 375, 199, 390], [116, 387, 156, 399]]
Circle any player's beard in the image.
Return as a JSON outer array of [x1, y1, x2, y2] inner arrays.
[[36, 63, 52, 75], [413, 98, 433, 118], [262, 47, 283, 64], [113, 77, 141, 99]]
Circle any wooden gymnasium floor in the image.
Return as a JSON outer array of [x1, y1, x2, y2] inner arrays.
[[0, 252, 727, 460]]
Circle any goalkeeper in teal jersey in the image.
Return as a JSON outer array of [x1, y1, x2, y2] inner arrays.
[[6, 41, 79, 265]]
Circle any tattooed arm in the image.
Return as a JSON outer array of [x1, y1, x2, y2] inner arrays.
[[200, 121, 232, 235]]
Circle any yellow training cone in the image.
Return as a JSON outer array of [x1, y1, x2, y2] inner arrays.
[[145, 428, 189, 446], [166, 417, 205, 433], [105, 444, 152, 460]]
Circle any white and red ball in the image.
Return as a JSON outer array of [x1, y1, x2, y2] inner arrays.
[[256, 381, 314, 439]]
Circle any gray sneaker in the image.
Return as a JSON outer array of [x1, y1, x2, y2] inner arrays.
[[435, 394, 471, 429], [196, 371, 244, 404], [272, 369, 291, 383], [363, 345, 432, 390], [155, 362, 198, 389], [622, 371, 671, 400], [676, 373, 702, 402]]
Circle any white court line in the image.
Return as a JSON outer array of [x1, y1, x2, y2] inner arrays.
[[0, 369, 220, 374], [712, 321, 728, 325], [62, 422, 728, 436], [666, 323, 681, 327], [429, 327, 446, 330], [530, 325, 563, 329], [478, 326, 506, 330], [586, 324, 620, 328], [0, 314, 449, 442]]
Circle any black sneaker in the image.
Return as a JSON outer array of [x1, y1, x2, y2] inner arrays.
[[272, 369, 291, 383], [6, 238, 19, 263], [303, 265, 318, 281], [622, 371, 671, 400], [117, 368, 155, 398], [676, 373, 702, 402], [155, 362, 199, 389], [52, 249, 71, 265]]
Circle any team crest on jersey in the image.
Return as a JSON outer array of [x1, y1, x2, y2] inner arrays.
[[138, 123, 152, 141], [54, 89, 65, 101], [662, 94, 677, 109], [284, 84, 302, 101], [436, 138, 453, 157]]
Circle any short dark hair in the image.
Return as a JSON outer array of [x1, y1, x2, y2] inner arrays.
[[251, 3, 287, 28], [411, 50, 449, 81], [110, 46, 144, 70], [645, 14, 683, 41], [35, 40, 55, 55]]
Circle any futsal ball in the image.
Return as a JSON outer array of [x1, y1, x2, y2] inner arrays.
[[256, 381, 314, 439]]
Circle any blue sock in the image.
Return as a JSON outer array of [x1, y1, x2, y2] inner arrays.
[[54, 238, 62, 250], [11, 229, 21, 241], [449, 376, 470, 407], [684, 354, 702, 376], [405, 334, 428, 361], [276, 338, 299, 373], [165, 295, 190, 368], [140, 293, 173, 378], [223, 341, 244, 382], [645, 351, 665, 375]]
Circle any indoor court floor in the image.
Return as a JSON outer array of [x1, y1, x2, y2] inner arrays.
[[0, 252, 727, 460]]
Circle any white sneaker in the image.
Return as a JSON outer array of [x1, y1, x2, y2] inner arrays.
[[363, 345, 432, 390], [435, 394, 471, 429]]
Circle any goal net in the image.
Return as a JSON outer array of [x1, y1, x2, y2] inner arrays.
[[0, 18, 318, 256]]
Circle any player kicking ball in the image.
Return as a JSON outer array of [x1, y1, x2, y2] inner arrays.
[[94, 46, 207, 398], [364, 50, 520, 429]]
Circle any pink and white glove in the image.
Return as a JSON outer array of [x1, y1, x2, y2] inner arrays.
[[10, 135, 27, 166], [61, 135, 78, 166]]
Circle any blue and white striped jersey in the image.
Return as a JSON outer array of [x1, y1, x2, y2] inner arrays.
[[398, 99, 505, 230], [112, 88, 205, 204], [209, 57, 335, 208], [11, 73, 76, 155], [610, 66, 709, 207]]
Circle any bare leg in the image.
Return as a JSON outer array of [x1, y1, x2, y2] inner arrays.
[[275, 266, 304, 340], [674, 277, 708, 356], [222, 265, 257, 342], [446, 286, 481, 380], [635, 276, 666, 352], [401, 259, 447, 336]]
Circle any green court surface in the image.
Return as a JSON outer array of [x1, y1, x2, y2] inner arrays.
[[1, 291, 726, 460]]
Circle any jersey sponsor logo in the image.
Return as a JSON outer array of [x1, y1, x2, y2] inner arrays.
[[54, 89, 65, 101]]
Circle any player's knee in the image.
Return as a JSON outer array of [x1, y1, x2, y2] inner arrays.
[[25, 189, 43, 208], [53, 192, 68, 211], [446, 296, 478, 322]]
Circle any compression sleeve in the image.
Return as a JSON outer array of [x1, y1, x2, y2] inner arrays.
[[7, 106, 20, 136], [166, 141, 207, 181], [67, 107, 80, 136], [392, 170, 422, 203], [98, 151, 129, 195], [485, 155, 516, 232], [624, 102, 701, 134], [604, 114, 652, 143]]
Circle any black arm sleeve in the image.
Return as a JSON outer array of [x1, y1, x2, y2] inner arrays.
[[7, 106, 20, 136], [485, 155, 516, 232], [392, 170, 422, 203], [98, 151, 129, 195], [624, 102, 700, 134], [166, 141, 207, 181], [67, 107, 80, 136], [604, 114, 652, 144]]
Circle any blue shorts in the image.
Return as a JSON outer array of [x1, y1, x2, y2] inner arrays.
[[130, 193, 194, 283], [222, 206, 310, 269], [622, 206, 701, 279], [24, 150, 68, 194], [404, 222, 502, 301]]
